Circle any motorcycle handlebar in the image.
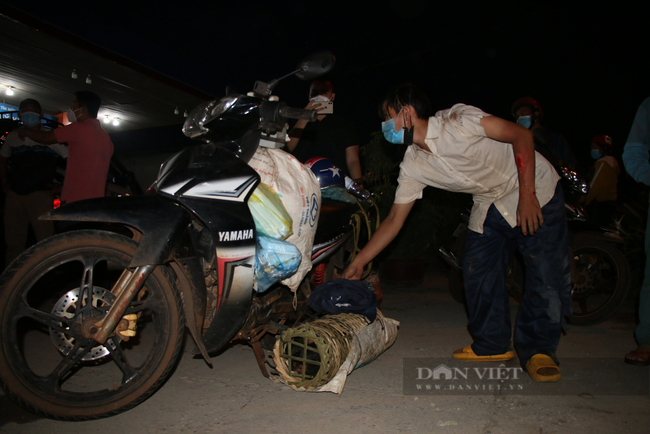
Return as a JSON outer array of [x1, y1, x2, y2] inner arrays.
[[279, 106, 318, 122]]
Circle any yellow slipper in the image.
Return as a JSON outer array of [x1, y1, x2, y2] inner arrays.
[[452, 345, 516, 361], [526, 354, 562, 382]]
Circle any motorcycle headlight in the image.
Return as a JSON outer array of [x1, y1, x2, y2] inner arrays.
[[182, 96, 239, 138]]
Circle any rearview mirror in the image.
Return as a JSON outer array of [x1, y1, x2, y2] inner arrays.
[[295, 51, 336, 81]]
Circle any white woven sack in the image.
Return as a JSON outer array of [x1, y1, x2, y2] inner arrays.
[[248, 148, 321, 290]]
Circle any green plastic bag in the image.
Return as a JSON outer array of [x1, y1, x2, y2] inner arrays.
[[248, 183, 293, 240]]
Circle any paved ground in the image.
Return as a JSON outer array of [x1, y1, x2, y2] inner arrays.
[[1, 259, 649, 433]]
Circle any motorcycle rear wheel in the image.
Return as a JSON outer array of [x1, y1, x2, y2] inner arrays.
[[568, 234, 631, 325], [0, 230, 184, 420]]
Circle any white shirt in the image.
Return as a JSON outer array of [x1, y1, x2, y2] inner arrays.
[[0, 127, 68, 159], [394, 104, 559, 233]]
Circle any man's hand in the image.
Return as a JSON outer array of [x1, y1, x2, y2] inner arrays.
[[517, 192, 543, 235], [342, 260, 365, 280], [306, 99, 327, 115]]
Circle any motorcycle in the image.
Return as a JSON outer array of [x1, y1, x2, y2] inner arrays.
[[439, 166, 631, 326], [0, 52, 377, 420]]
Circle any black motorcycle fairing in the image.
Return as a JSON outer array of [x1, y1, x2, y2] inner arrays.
[[194, 96, 262, 142], [40, 195, 193, 268], [156, 141, 261, 199]]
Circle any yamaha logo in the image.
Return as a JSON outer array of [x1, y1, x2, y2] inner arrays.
[[218, 229, 254, 242]]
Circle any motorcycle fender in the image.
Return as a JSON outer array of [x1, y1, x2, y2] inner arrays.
[[571, 230, 626, 246], [169, 259, 212, 365], [201, 243, 255, 355], [41, 195, 193, 267]]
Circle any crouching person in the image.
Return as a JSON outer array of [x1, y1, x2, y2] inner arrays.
[[342, 84, 571, 382]]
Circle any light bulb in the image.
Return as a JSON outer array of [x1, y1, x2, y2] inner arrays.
[[103, 116, 111, 124], [86, 75, 92, 84], [183, 110, 188, 118], [71, 69, 78, 79], [174, 107, 179, 115], [5, 86, 14, 96], [112, 118, 120, 126]]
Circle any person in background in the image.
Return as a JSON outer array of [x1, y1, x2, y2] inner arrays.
[[0, 98, 67, 266], [17, 91, 113, 205], [512, 97, 581, 172], [287, 79, 362, 182], [581, 134, 620, 224], [343, 84, 571, 382], [621, 97, 650, 366]]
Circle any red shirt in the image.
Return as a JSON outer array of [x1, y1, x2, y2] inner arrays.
[[54, 118, 114, 204]]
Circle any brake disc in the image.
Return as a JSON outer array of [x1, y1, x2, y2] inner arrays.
[[572, 259, 599, 297], [49, 287, 120, 361]]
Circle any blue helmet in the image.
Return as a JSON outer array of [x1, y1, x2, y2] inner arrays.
[[304, 157, 345, 188]]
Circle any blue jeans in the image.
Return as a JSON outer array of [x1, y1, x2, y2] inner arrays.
[[462, 182, 572, 367]]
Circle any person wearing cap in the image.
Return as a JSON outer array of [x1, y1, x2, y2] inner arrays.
[[287, 79, 362, 182], [0, 98, 68, 266], [343, 84, 571, 382], [511, 97, 581, 173], [622, 97, 650, 366], [17, 91, 113, 206], [582, 134, 620, 223]]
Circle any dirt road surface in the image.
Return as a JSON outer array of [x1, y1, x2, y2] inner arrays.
[[2, 259, 649, 433]]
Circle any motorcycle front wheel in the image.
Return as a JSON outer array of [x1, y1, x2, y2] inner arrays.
[[0, 230, 184, 420]]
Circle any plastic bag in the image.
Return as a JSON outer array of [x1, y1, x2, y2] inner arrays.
[[248, 183, 293, 240], [320, 185, 357, 204], [254, 235, 302, 293], [248, 148, 321, 291]]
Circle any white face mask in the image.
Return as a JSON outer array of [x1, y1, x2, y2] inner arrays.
[[67, 107, 81, 123], [310, 95, 330, 102]]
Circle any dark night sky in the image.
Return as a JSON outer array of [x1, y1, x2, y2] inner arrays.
[[6, 1, 649, 169]]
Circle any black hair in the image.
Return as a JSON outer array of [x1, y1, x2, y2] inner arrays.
[[19, 98, 42, 113], [75, 91, 102, 118], [380, 83, 432, 120], [310, 78, 334, 97]]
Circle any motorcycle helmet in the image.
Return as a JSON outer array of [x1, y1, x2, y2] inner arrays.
[[590, 134, 613, 150], [511, 97, 544, 121], [304, 157, 345, 188]]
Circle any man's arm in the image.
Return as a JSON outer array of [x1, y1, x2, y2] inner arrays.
[[0, 156, 10, 194], [345, 145, 362, 182], [481, 115, 543, 235], [287, 100, 324, 152], [342, 200, 415, 279], [622, 98, 650, 186], [16, 128, 58, 144], [287, 119, 309, 152]]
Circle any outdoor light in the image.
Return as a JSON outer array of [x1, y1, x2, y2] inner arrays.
[[71, 69, 78, 79], [103, 115, 111, 124], [174, 107, 179, 115], [112, 118, 120, 126], [183, 110, 188, 117], [86, 75, 92, 84], [5, 86, 14, 96]]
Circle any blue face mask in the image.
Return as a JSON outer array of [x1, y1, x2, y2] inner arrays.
[[516, 116, 532, 129], [21, 111, 40, 128], [591, 149, 602, 160], [382, 118, 405, 144]]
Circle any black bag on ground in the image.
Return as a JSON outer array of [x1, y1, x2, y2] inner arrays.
[[308, 278, 377, 322]]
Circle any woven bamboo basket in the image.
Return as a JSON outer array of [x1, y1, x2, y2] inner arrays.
[[273, 312, 379, 389]]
